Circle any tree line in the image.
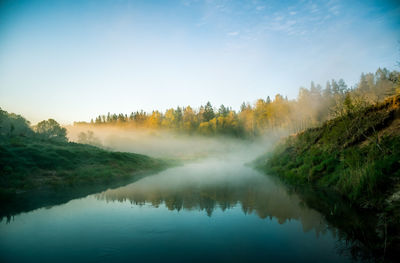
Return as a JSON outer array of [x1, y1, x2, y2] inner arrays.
[[77, 68, 399, 138], [0, 109, 67, 142]]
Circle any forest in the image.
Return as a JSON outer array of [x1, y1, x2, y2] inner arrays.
[[77, 68, 399, 138]]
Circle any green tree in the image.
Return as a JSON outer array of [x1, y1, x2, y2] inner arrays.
[[35, 119, 67, 142], [218, 104, 229, 117], [202, 102, 215, 122], [0, 108, 33, 137], [174, 107, 183, 129]]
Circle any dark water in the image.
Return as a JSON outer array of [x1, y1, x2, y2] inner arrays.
[[0, 157, 353, 263]]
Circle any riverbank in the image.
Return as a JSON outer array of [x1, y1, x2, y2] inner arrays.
[[0, 135, 171, 199], [254, 94, 400, 261]]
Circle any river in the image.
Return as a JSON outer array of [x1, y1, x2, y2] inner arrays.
[[0, 156, 353, 262]]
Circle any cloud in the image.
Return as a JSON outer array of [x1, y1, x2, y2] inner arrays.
[[289, 11, 297, 15], [256, 6, 266, 11], [310, 4, 319, 13], [329, 5, 340, 15], [227, 31, 239, 36], [181, 0, 199, 7]]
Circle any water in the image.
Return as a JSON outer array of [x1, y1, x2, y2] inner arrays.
[[0, 157, 352, 262]]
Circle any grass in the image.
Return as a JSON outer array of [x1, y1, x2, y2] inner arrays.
[[255, 94, 400, 206], [253, 95, 400, 261], [0, 134, 170, 196]]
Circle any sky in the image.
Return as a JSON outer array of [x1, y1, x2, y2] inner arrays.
[[0, 0, 399, 124]]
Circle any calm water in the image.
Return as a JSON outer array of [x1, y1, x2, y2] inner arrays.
[[0, 157, 352, 263]]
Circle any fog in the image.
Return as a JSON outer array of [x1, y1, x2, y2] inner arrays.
[[64, 124, 316, 226], [95, 157, 327, 235], [66, 124, 326, 233], [66, 125, 285, 161]]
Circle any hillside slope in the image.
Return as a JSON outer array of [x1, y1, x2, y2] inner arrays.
[[0, 135, 169, 196], [254, 94, 400, 260], [256, 94, 400, 203], [0, 108, 172, 198]]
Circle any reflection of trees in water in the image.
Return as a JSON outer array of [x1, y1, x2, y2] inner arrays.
[[96, 174, 328, 236], [284, 185, 399, 262], [96, 170, 395, 261]]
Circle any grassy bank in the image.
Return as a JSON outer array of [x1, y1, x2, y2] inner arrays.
[[0, 135, 170, 197], [0, 108, 172, 198], [255, 94, 400, 205], [254, 94, 400, 260]]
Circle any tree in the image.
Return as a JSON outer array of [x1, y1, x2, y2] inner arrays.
[[183, 106, 197, 132], [254, 99, 269, 130], [238, 103, 255, 136], [337, 79, 348, 94], [218, 104, 229, 117], [35, 119, 67, 142], [147, 111, 162, 128], [77, 130, 101, 146], [323, 81, 332, 98], [117, 113, 126, 123], [162, 108, 176, 128], [174, 107, 183, 129], [202, 102, 215, 122], [95, 116, 102, 124], [0, 108, 33, 137], [331, 79, 340, 94]]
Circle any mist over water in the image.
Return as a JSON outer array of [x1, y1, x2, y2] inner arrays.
[[0, 145, 352, 263], [97, 157, 327, 232], [65, 125, 333, 236], [0, 125, 355, 263], [66, 125, 282, 160]]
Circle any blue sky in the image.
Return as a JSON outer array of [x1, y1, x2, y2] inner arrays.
[[0, 0, 399, 124]]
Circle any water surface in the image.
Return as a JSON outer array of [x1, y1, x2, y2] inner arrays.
[[0, 157, 351, 262]]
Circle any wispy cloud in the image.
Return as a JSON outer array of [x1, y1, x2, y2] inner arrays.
[[256, 6, 265, 11], [310, 4, 319, 13], [329, 5, 340, 15], [181, 0, 199, 7], [227, 31, 239, 36]]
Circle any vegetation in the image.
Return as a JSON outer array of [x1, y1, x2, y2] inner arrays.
[[76, 130, 102, 147], [255, 94, 400, 203], [34, 119, 68, 142], [0, 109, 169, 197], [76, 68, 399, 138], [254, 94, 400, 261]]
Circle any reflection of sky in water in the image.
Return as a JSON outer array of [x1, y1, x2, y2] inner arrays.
[[0, 159, 350, 263]]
